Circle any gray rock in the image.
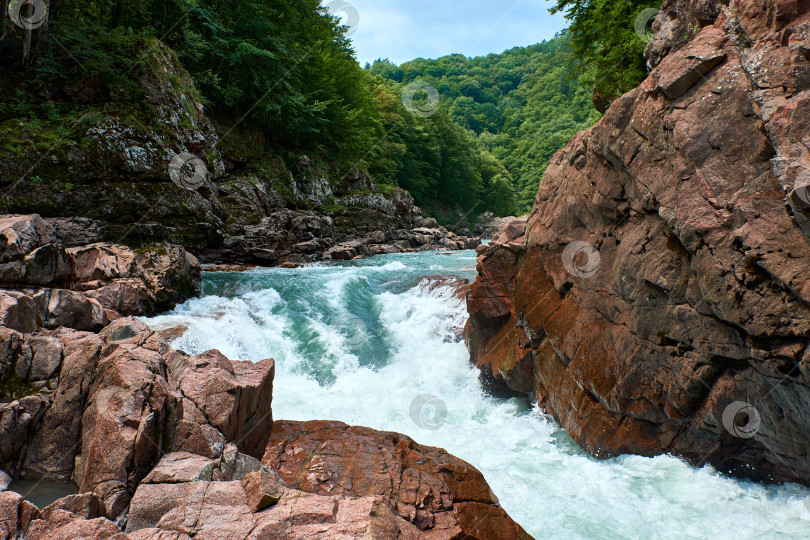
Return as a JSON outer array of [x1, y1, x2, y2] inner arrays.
[[34, 289, 105, 332], [0, 290, 40, 333]]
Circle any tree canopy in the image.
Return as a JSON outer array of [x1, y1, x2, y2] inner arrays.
[[369, 35, 600, 213], [549, 0, 661, 99]]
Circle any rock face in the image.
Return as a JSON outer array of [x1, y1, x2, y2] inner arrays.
[[0, 318, 275, 518], [466, 0, 810, 485], [262, 420, 532, 540]]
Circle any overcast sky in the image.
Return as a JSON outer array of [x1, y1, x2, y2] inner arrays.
[[325, 0, 569, 66]]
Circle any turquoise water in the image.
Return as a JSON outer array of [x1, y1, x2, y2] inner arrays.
[[144, 250, 810, 539]]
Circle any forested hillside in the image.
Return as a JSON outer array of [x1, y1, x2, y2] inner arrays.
[[369, 35, 601, 212], [0, 0, 513, 224]]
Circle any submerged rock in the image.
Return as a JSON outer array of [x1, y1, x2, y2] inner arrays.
[[466, 0, 810, 485]]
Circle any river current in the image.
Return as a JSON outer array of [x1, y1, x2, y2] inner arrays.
[[142, 250, 810, 539]]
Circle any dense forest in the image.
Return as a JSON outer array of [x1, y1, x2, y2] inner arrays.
[[1, 0, 658, 221], [368, 36, 600, 212]]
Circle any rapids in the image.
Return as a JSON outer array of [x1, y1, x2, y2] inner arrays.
[[143, 250, 810, 539]]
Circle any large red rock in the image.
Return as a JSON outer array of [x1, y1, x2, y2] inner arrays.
[[168, 350, 274, 459], [262, 420, 532, 539], [466, 0, 810, 485]]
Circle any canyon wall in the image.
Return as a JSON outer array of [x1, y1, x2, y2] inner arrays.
[[466, 0, 810, 484]]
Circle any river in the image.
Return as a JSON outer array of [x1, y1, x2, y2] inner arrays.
[[142, 250, 810, 539]]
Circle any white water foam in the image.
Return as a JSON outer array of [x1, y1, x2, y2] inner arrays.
[[144, 254, 810, 539]]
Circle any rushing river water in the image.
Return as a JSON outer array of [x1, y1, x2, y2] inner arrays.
[[143, 250, 810, 539]]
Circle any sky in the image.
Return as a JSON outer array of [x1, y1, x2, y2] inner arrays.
[[324, 0, 569, 66]]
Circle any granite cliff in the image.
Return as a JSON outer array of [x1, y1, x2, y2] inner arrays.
[[466, 0, 810, 485]]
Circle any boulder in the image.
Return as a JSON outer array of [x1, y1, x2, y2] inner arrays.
[[240, 470, 284, 512], [0, 491, 42, 538], [69, 243, 201, 314], [34, 289, 105, 332], [126, 480, 422, 540], [22, 329, 102, 481], [324, 240, 369, 260], [0, 470, 10, 491], [262, 420, 532, 539], [27, 335, 64, 381], [21, 244, 73, 285], [141, 445, 267, 485], [168, 350, 275, 458], [0, 215, 55, 263], [84, 279, 153, 317], [0, 290, 40, 333], [40, 493, 105, 521]]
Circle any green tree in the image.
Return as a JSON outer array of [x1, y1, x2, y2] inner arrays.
[[549, 0, 661, 99]]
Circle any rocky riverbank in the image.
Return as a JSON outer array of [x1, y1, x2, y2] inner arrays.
[[465, 0, 810, 485], [0, 314, 528, 538]]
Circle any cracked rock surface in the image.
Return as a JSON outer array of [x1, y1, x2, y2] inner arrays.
[[465, 0, 810, 485]]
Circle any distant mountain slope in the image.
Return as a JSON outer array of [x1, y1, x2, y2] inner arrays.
[[368, 35, 600, 212]]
